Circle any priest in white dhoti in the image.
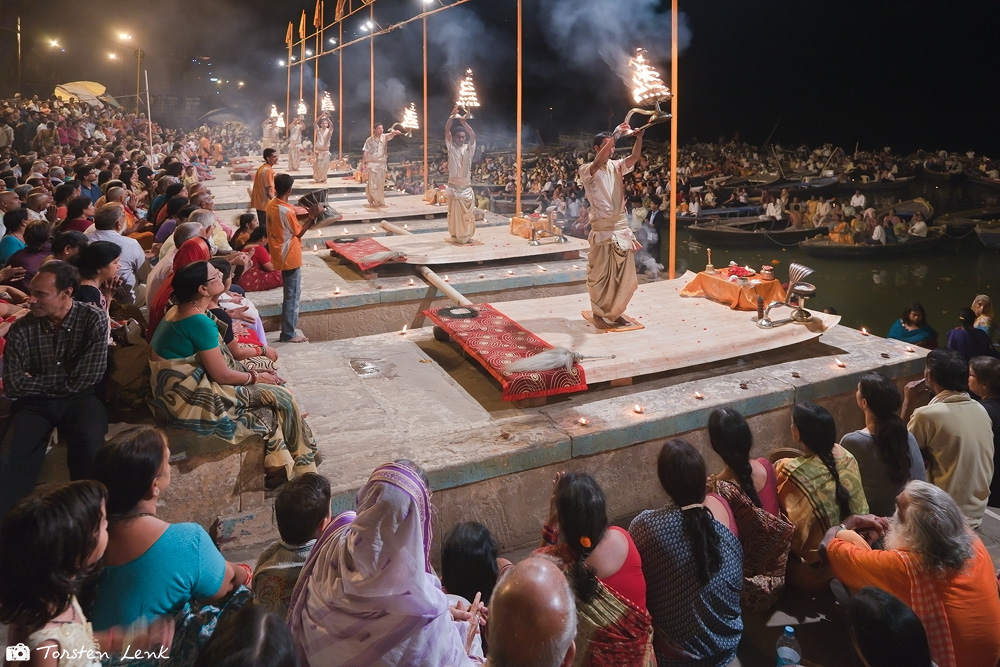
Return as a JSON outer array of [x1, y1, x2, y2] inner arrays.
[[579, 123, 644, 328], [312, 115, 333, 183], [361, 123, 400, 208], [444, 108, 477, 244], [261, 118, 280, 156], [288, 116, 305, 172]]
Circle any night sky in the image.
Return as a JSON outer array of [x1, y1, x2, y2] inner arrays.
[[15, 0, 1000, 154]]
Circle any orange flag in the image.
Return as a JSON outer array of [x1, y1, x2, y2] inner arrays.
[[285, 22, 293, 49], [314, 0, 323, 29], [298, 10, 307, 40]]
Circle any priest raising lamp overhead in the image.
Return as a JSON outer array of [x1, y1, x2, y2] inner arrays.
[[618, 48, 672, 136]]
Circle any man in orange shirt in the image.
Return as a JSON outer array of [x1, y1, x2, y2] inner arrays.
[[821, 480, 1000, 667], [266, 173, 323, 343], [251, 148, 279, 226]]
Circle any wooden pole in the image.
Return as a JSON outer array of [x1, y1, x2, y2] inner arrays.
[[381, 220, 414, 235], [423, 16, 429, 193], [338, 22, 343, 159], [369, 4, 375, 131], [515, 0, 523, 216], [299, 16, 305, 137], [314, 2, 322, 131], [668, 0, 679, 279], [419, 266, 473, 306], [285, 41, 292, 140]]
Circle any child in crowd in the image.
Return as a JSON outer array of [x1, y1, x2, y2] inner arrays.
[[0, 481, 108, 666], [253, 472, 331, 618]]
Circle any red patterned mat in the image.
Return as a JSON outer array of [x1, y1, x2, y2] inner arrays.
[[424, 303, 587, 401], [325, 238, 404, 271]]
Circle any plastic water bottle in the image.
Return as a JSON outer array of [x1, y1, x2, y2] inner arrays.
[[776, 625, 802, 666]]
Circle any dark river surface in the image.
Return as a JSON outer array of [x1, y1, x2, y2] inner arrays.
[[666, 180, 1000, 336]]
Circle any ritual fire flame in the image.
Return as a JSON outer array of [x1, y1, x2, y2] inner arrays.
[[620, 48, 672, 134], [456, 68, 481, 118], [276, 112, 286, 128], [269, 104, 279, 118], [321, 91, 335, 112], [401, 103, 419, 131], [630, 49, 671, 105], [297, 99, 308, 116]]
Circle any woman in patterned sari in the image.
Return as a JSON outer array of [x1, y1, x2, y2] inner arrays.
[[775, 402, 868, 591], [535, 472, 655, 666], [149, 260, 317, 488]]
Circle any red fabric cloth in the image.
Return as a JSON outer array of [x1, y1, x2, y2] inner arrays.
[[238, 245, 283, 292], [597, 527, 648, 612], [146, 238, 213, 340], [423, 303, 587, 401], [325, 237, 402, 271]]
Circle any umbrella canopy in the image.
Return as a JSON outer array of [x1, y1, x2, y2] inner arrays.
[[54, 81, 108, 107], [199, 109, 247, 125]]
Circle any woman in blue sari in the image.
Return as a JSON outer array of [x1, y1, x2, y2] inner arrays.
[[886, 302, 938, 349]]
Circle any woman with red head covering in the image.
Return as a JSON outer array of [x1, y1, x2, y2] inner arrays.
[[146, 237, 212, 340]]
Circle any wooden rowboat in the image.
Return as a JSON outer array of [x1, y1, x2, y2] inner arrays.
[[799, 226, 948, 259]]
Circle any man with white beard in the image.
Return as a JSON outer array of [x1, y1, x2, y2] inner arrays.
[[820, 480, 1000, 667]]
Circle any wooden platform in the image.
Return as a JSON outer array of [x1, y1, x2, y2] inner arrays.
[[475, 271, 840, 385], [317, 194, 450, 225], [371, 225, 588, 265]]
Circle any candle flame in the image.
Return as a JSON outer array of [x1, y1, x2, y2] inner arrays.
[[537, 265, 547, 272], [633, 404, 643, 414], [444, 275, 449, 282], [578, 417, 589, 426], [321, 91, 335, 112], [296, 99, 308, 116], [312, 243, 318, 252], [343, 228, 348, 234], [694, 392, 704, 399], [836, 359, 846, 367], [906, 346, 915, 353], [507, 269, 514, 275], [334, 286, 340, 294], [408, 278, 415, 286], [861, 327, 869, 335], [401, 325, 407, 334]]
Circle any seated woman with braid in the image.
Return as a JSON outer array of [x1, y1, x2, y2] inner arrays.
[[535, 472, 654, 666], [149, 260, 317, 489], [775, 402, 868, 591]]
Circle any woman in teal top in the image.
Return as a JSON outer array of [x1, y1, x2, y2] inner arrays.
[[148, 260, 318, 489], [0, 208, 29, 266], [88, 426, 249, 634]]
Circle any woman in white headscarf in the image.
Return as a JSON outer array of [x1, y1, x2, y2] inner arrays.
[[288, 461, 482, 666]]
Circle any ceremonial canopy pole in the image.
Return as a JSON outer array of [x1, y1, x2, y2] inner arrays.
[[314, 1, 323, 130], [515, 0, 523, 216], [668, 0, 679, 279], [423, 14, 428, 192], [285, 21, 293, 136], [369, 4, 375, 130]]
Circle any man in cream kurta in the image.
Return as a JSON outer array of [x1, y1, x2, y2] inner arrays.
[[444, 108, 477, 244], [903, 348, 994, 528], [362, 123, 400, 208], [578, 123, 644, 328]]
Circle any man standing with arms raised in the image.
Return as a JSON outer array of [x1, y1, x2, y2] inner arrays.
[[444, 107, 478, 244], [361, 122, 400, 209], [251, 148, 279, 226], [266, 173, 324, 343], [579, 123, 644, 329]]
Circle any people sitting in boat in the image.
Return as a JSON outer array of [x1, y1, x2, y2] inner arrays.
[[760, 189, 774, 205], [887, 302, 939, 349], [908, 211, 928, 238], [765, 199, 784, 220], [737, 187, 749, 205], [805, 196, 819, 225], [703, 189, 717, 208], [850, 215, 870, 243], [972, 294, 997, 345], [828, 215, 854, 245]]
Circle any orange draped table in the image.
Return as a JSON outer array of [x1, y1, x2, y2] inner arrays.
[[679, 268, 787, 311]]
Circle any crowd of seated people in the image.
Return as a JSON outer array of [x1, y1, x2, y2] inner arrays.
[[5, 93, 1000, 666]]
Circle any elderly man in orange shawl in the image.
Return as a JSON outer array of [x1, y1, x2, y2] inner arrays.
[[578, 123, 644, 329], [821, 480, 1000, 667]]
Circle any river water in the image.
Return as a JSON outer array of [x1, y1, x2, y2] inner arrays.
[[667, 181, 1000, 337]]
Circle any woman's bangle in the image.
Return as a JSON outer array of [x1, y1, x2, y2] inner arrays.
[[236, 562, 253, 584], [244, 370, 257, 385], [258, 345, 267, 356], [542, 523, 559, 545]]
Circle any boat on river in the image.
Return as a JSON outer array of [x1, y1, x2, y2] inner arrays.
[[976, 225, 1000, 250], [874, 198, 935, 222], [919, 166, 966, 183], [679, 205, 765, 227], [686, 216, 827, 248], [799, 226, 948, 259], [937, 207, 1000, 237], [967, 171, 1000, 190], [843, 174, 916, 190]]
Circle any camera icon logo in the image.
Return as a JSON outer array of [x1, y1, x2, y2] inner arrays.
[[6, 643, 31, 661]]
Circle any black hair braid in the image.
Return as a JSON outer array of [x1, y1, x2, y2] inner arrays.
[[816, 449, 853, 520], [565, 540, 600, 604], [681, 507, 722, 585], [871, 416, 912, 485], [733, 459, 763, 509]]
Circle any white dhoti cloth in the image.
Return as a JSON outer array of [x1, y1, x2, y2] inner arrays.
[[366, 163, 387, 206], [446, 185, 476, 243], [313, 151, 330, 183], [289, 145, 301, 172], [587, 215, 639, 321]]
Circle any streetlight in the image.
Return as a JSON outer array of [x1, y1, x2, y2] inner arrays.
[[48, 39, 59, 47], [278, 59, 286, 66]]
